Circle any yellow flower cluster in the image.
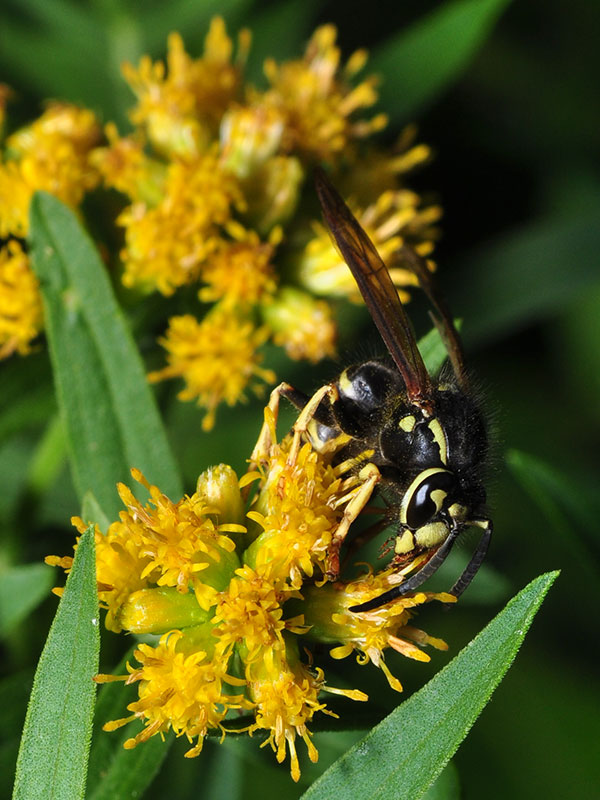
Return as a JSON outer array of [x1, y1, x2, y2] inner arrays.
[[0, 102, 102, 357], [91, 17, 440, 427], [49, 401, 453, 781]]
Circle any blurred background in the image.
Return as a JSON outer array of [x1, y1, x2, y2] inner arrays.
[[1, 1, 598, 798]]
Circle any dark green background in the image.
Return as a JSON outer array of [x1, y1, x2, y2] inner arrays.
[[1, 1, 598, 798]]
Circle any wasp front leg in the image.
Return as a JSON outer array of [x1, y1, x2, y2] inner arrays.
[[286, 383, 339, 465], [247, 382, 294, 472]]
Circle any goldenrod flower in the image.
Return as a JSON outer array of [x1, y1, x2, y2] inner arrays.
[[51, 416, 454, 781], [298, 190, 442, 302], [0, 102, 101, 238], [261, 287, 336, 363], [301, 569, 454, 692], [247, 646, 330, 783], [91, 122, 166, 205], [262, 25, 387, 161], [198, 222, 279, 307], [212, 565, 295, 664], [340, 125, 434, 202], [244, 436, 346, 588], [0, 241, 43, 358], [98, 629, 250, 757], [220, 105, 285, 179], [148, 310, 276, 431], [117, 148, 244, 295], [112, 468, 243, 607], [122, 20, 250, 158], [86, 18, 441, 422]]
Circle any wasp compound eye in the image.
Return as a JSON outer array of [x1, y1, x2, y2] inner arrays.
[[404, 469, 457, 529]]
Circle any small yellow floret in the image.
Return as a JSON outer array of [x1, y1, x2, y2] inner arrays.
[[0, 103, 101, 238], [149, 309, 276, 430], [0, 241, 43, 358], [262, 24, 386, 161], [262, 287, 336, 363], [122, 20, 250, 157]]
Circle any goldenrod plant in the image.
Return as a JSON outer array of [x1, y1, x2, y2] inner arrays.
[[2, 3, 598, 800]]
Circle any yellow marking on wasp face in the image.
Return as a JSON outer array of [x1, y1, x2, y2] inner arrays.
[[395, 529, 415, 554], [400, 467, 449, 524], [415, 521, 449, 548], [448, 502, 468, 523], [399, 415, 416, 432], [428, 418, 448, 465], [430, 488, 447, 514]]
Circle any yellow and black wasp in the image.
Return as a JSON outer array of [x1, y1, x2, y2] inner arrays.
[[278, 169, 492, 613]]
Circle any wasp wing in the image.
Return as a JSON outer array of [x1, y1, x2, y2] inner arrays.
[[398, 245, 467, 389], [315, 168, 433, 409]]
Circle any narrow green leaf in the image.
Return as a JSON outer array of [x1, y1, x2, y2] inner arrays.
[[419, 320, 462, 376], [0, 354, 55, 442], [81, 491, 111, 535], [447, 211, 600, 347], [371, 0, 512, 122], [13, 528, 99, 800], [27, 415, 67, 495], [422, 762, 460, 800], [302, 571, 558, 800], [29, 192, 182, 521], [507, 450, 600, 581], [0, 564, 54, 637], [87, 648, 169, 800]]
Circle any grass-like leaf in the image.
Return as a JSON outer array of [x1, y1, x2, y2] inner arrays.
[[507, 450, 600, 582], [12, 527, 99, 800], [0, 563, 54, 637], [371, 0, 513, 123], [447, 210, 600, 347], [29, 192, 182, 521], [301, 571, 558, 800]]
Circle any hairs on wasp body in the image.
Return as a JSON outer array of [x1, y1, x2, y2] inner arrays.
[[258, 168, 492, 613]]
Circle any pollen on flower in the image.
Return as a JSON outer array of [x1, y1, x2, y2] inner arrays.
[[0, 241, 43, 359], [148, 310, 276, 430], [91, 122, 165, 204], [262, 25, 387, 161], [113, 469, 241, 607], [50, 398, 457, 780]]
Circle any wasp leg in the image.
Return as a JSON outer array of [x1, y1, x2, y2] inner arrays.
[[448, 518, 492, 598], [348, 526, 461, 612], [287, 383, 338, 465], [247, 381, 297, 474], [326, 462, 381, 580]]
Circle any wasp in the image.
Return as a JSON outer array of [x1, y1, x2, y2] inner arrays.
[[253, 169, 492, 613]]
